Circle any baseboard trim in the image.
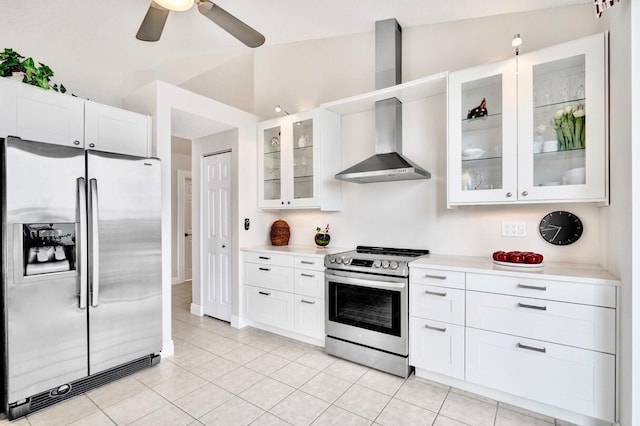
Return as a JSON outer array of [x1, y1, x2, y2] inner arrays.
[[231, 315, 249, 329], [161, 339, 175, 358], [190, 303, 204, 317]]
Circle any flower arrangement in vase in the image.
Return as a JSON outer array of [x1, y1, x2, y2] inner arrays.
[[553, 104, 585, 150], [314, 224, 330, 248]]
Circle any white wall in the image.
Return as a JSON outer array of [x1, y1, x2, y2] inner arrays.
[[249, 5, 605, 265]]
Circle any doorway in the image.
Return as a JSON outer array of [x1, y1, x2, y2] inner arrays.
[[177, 170, 192, 283], [202, 150, 232, 321]]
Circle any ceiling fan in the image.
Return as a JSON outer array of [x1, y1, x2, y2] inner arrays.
[[136, 0, 265, 48]]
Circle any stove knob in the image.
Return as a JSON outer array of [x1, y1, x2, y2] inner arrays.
[[336, 257, 343, 264], [382, 260, 390, 269], [390, 261, 399, 270], [373, 260, 382, 268], [327, 256, 335, 263]]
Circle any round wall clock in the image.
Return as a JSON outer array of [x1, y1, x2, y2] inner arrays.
[[539, 211, 583, 245]]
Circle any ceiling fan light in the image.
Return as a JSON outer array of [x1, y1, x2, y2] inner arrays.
[[154, 0, 193, 12]]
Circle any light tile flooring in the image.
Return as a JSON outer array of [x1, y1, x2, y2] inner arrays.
[[0, 282, 576, 426]]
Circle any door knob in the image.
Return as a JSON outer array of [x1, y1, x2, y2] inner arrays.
[[222, 245, 226, 248]]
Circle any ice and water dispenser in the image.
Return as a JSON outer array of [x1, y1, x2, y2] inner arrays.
[[22, 223, 76, 276]]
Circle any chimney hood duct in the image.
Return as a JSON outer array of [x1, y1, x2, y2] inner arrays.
[[335, 18, 431, 183]]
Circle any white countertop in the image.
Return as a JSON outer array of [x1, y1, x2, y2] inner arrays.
[[410, 254, 620, 286], [242, 245, 351, 258]]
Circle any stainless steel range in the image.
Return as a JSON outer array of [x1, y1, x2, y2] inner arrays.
[[324, 246, 429, 377]]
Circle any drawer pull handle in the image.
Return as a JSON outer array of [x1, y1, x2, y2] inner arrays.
[[301, 273, 315, 278], [517, 302, 547, 311], [424, 274, 447, 280], [300, 299, 316, 304], [517, 342, 546, 353], [258, 291, 271, 296], [424, 324, 447, 333], [258, 267, 271, 272], [425, 290, 447, 297], [300, 261, 315, 265], [517, 283, 547, 291], [258, 256, 271, 260]]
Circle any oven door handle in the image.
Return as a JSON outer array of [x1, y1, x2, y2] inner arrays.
[[325, 272, 407, 290]]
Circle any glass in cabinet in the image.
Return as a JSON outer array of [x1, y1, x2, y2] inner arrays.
[[448, 59, 518, 205], [258, 110, 320, 209], [517, 32, 607, 203]]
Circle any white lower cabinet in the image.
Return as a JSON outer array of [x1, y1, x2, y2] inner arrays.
[[466, 327, 615, 422], [466, 290, 616, 353], [243, 249, 327, 343], [409, 255, 619, 424], [294, 295, 324, 339], [410, 318, 464, 380], [245, 286, 294, 331], [409, 266, 465, 379]]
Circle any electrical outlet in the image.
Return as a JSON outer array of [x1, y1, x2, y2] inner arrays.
[[502, 221, 527, 237]]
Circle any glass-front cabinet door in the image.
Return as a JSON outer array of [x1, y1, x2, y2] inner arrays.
[[448, 59, 518, 205], [258, 118, 284, 208], [257, 110, 320, 209], [517, 32, 607, 202], [288, 110, 320, 208]]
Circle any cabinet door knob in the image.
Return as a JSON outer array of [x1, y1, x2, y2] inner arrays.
[[74, 140, 80, 145], [506, 192, 512, 198], [89, 143, 95, 148], [287, 201, 291, 205], [281, 201, 285, 205], [522, 190, 529, 196]]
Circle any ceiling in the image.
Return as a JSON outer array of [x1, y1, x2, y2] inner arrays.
[[1, 0, 592, 105]]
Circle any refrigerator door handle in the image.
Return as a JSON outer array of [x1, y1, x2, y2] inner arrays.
[[89, 178, 100, 307], [78, 177, 88, 310]]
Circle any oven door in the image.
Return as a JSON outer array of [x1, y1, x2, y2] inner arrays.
[[325, 269, 408, 355]]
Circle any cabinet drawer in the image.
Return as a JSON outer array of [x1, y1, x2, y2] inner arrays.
[[244, 262, 294, 292], [245, 285, 294, 331], [466, 273, 615, 307], [409, 318, 464, 380], [410, 268, 465, 290], [294, 256, 325, 272], [466, 328, 615, 422], [294, 269, 324, 299], [294, 295, 325, 340], [467, 291, 615, 353], [244, 251, 294, 267], [410, 284, 465, 325]]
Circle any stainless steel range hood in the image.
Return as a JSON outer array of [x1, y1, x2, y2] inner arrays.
[[335, 18, 431, 183]]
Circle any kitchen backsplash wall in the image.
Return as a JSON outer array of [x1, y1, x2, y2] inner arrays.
[[275, 95, 602, 264]]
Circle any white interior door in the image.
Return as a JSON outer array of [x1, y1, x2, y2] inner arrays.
[[184, 176, 193, 281], [202, 151, 232, 321]]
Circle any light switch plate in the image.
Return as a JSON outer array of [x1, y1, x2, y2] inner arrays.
[[502, 221, 527, 237]]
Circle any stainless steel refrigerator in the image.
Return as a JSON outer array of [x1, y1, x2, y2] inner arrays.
[[1, 136, 162, 419]]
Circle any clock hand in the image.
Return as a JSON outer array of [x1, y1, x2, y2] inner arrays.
[[541, 224, 562, 241]]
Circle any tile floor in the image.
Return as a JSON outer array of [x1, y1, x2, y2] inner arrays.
[[0, 282, 577, 426]]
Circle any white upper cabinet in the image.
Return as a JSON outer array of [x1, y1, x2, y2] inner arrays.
[[448, 59, 518, 204], [84, 101, 151, 157], [448, 32, 608, 206], [0, 78, 151, 157], [258, 108, 341, 210], [0, 78, 85, 148]]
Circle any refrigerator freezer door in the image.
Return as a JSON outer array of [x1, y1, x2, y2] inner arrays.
[[2, 137, 88, 403], [86, 151, 162, 374]]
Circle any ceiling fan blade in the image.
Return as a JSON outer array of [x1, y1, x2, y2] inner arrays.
[[197, 1, 265, 48], [136, 1, 170, 42]]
